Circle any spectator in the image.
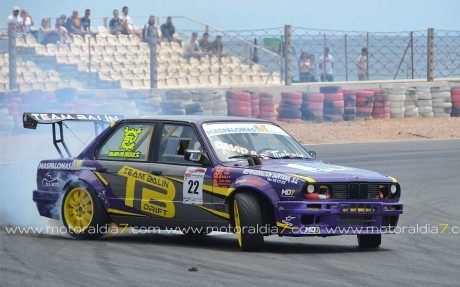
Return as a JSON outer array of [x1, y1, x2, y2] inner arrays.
[[109, 9, 123, 36], [356, 47, 368, 81], [20, 9, 36, 37], [319, 47, 334, 82], [38, 18, 60, 45], [199, 32, 212, 56], [160, 16, 175, 42], [120, 6, 140, 36], [298, 51, 310, 82], [80, 9, 98, 37], [7, 6, 24, 35], [142, 15, 159, 43], [211, 35, 226, 57], [65, 9, 84, 36], [55, 14, 69, 43], [183, 32, 203, 59], [308, 54, 316, 82]]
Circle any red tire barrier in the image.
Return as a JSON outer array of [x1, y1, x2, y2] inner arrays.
[[324, 93, 344, 101], [303, 93, 324, 102]]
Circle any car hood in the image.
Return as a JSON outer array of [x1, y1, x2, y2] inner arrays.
[[234, 159, 394, 183]]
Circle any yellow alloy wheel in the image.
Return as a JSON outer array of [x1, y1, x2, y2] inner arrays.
[[233, 200, 242, 247], [63, 187, 94, 233]]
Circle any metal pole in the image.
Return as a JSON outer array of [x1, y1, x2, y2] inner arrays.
[[344, 34, 348, 81], [427, 28, 434, 81], [8, 24, 18, 90], [148, 25, 158, 89], [410, 31, 414, 79], [366, 32, 369, 81], [322, 33, 326, 81], [284, 25, 292, 85], [244, 42, 248, 65]]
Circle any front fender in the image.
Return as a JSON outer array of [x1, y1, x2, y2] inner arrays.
[[230, 175, 279, 203]]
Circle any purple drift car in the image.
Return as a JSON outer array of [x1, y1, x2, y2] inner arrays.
[[24, 112, 403, 251]]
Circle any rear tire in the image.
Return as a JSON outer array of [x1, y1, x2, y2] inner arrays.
[[61, 183, 109, 240], [357, 234, 381, 248], [233, 193, 264, 251]]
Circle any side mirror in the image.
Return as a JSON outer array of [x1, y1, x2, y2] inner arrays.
[[306, 150, 317, 159], [184, 149, 210, 165]]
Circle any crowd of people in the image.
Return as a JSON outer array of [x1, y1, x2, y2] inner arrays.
[[298, 47, 368, 82], [6, 5, 227, 59]]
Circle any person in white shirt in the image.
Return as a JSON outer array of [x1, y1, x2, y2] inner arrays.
[[7, 6, 24, 35], [319, 47, 334, 82], [356, 48, 368, 81], [183, 32, 203, 59], [120, 6, 140, 36]]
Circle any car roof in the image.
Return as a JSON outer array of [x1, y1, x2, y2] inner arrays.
[[125, 115, 275, 125]]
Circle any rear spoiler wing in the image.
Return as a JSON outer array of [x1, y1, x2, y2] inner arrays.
[[23, 112, 123, 158]]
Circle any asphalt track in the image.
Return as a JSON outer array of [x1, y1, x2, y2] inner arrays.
[[1, 139, 459, 286]]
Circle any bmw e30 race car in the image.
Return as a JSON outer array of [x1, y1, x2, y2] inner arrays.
[[24, 112, 403, 251]]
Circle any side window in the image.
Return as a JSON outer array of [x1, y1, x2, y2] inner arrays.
[[98, 123, 155, 161], [159, 124, 201, 164]]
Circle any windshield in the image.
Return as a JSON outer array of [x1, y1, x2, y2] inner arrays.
[[202, 122, 311, 162]]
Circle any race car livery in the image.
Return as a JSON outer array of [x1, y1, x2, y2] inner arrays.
[[25, 113, 403, 251]]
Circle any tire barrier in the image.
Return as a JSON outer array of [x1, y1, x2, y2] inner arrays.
[[367, 88, 390, 119], [161, 90, 193, 115], [415, 86, 434, 118], [278, 92, 302, 123], [211, 91, 228, 116], [322, 86, 344, 122], [301, 92, 324, 121], [404, 88, 419, 117], [341, 88, 357, 121], [250, 92, 260, 118], [451, 87, 460, 117], [226, 90, 252, 117], [356, 90, 375, 118], [430, 86, 452, 118], [258, 92, 277, 121], [383, 87, 406, 119]]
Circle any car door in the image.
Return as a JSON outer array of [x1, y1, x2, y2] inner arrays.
[[153, 122, 216, 223], [95, 121, 177, 220]]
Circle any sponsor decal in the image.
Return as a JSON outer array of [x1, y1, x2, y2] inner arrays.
[[41, 172, 62, 187], [284, 163, 355, 173], [38, 160, 83, 170], [213, 140, 253, 156], [109, 126, 143, 158], [265, 150, 305, 158], [189, 152, 201, 162], [118, 166, 175, 218], [202, 123, 288, 136], [303, 226, 320, 234], [28, 113, 120, 123], [213, 167, 232, 188], [280, 188, 296, 196], [242, 169, 299, 184], [183, 167, 207, 205]]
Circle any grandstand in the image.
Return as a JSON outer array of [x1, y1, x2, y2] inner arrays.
[[0, 25, 283, 92]]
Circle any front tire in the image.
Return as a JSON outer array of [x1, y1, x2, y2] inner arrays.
[[61, 183, 109, 239], [357, 234, 381, 248], [233, 193, 264, 251]]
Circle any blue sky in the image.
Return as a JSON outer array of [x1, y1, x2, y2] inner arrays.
[[1, 0, 459, 31]]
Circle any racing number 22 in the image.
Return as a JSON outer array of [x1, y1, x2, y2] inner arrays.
[[187, 180, 200, 194]]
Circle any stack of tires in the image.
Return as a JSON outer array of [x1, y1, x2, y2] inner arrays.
[[0, 92, 15, 134], [416, 87, 434, 118], [452, 87, 460, 117], [211, 91, 227, 116], [277, 92, 302, 123], [341, 88, 357, 121], [404, 88, 419, 117], [301, 92, 324, 121], [356, 90, 375, 118], [226, 90, 252, 117], [320, 86, 343, 122], [369, 88, 390, 119], [383, 87, 406, 119], [250, 92, 260, 118], [161, 90, 193, 115], [258, 92, 276, 121], [191, 90, 215, 115], [126, 91, 155, 117], [430, 86, 452, 118]]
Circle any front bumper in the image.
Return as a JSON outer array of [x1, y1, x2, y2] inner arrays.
[[275, 200, 403, 236]]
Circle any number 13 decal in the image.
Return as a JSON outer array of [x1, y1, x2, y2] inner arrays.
[[183, 167, 206, 205]]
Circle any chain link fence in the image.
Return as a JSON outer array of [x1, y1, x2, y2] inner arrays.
[[1, 16, 459, 92]]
